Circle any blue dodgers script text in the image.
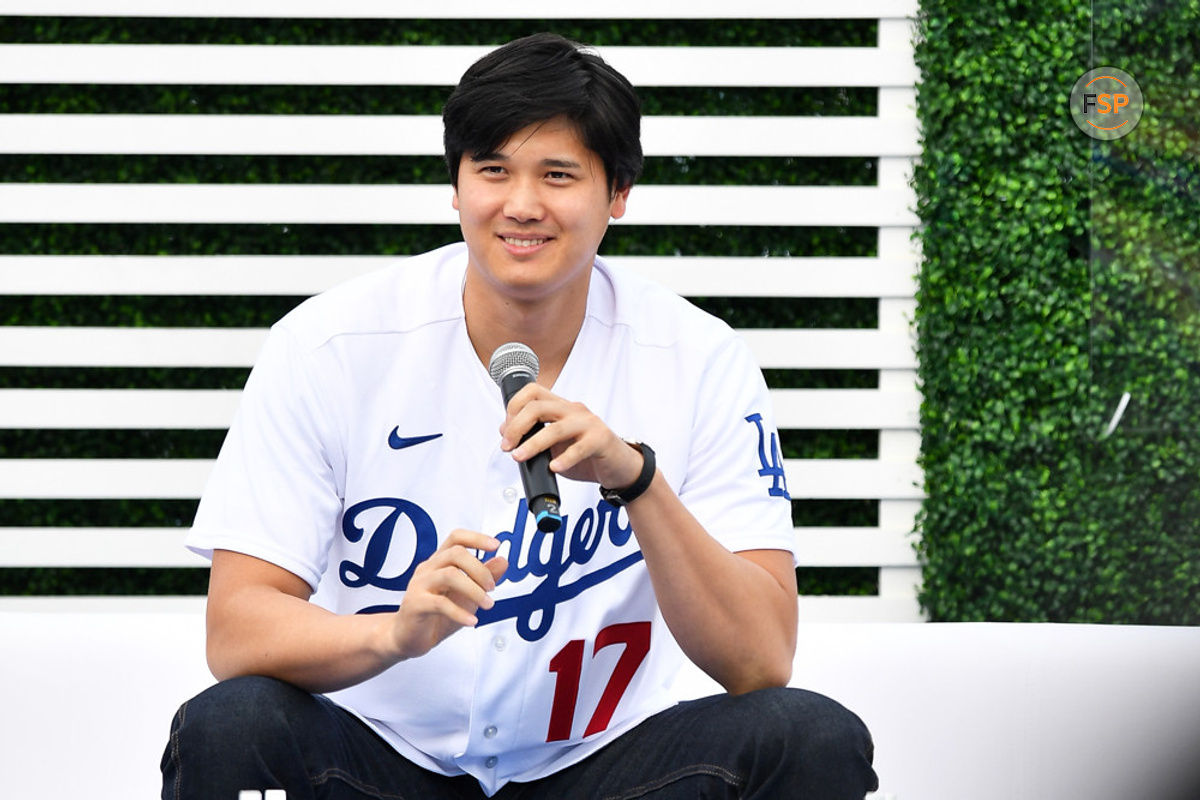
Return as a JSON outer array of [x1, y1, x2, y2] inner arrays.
[[339, 496, 644, 641]]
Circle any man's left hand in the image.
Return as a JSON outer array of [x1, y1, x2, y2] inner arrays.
[[498, 383, 642, 489]]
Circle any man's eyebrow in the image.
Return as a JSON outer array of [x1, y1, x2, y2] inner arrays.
[[468, 153, 583, 170]]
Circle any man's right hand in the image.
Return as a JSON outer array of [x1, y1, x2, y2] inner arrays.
[[205, 533, 506, 694], [386, 529, 508, 660]]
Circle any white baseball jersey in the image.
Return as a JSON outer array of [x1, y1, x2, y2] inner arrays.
[[188, 241, 795, 796]]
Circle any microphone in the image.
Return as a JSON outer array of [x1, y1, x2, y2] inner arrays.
[[488, 342, 563, 533]]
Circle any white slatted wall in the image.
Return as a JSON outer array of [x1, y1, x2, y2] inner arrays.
[[0, 0, 924, 621]]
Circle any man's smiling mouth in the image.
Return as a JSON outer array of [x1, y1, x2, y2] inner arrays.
[[502, 237, 549, 247]]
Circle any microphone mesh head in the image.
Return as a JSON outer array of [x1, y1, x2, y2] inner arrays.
[[488, 342, 539, 386]]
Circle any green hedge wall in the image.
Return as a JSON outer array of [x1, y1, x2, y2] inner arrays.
[[1, 17, 881, 597], [914, 0, 1200, 622]]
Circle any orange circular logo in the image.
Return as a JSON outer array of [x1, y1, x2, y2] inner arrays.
[[1070, 67, 1144, 140]]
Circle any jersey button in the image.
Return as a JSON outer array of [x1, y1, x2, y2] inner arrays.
[[492, 635, 507, 652], [485, 756, 499, 769], [483, 725, 498, 739], [502, 486, 519, 503]]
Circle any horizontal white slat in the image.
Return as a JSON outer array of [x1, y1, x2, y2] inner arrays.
[[0, 255, 329, 296], [0, 595, 208, 612], [0, 327, 266, 367], [0, 387, 921, 430], [0, 0, 920, 20], [772, 388, 920, 429], [0, 255, 918, 298], [793, 527, 918, 567], [0, 457, 920, 499], [0, 528, 204, 567], [0, 526, 918, 569], [0, 45, 919, 88], [739, 329, 917, 369], [0, 254, 386, 296], [577, 257, 910, 299], [0, 114, 920, 158], [0, 327, 916, 369], [785, 458, 922, 499], [0, 389, 242, 429], [0, 459, 214, 499], [0, 183, 920, 227]]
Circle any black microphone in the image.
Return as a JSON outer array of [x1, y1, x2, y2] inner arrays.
[[488, 342, 563, 533]]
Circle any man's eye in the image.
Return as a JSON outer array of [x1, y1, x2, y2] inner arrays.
[[547, 171, 572, 180]]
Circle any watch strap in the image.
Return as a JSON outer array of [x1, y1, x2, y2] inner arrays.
[[600, 441, 656, 507]]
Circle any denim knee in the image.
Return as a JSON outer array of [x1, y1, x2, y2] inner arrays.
[[762, 688, 872, 753], [731, 687, 878, 796], [174, 675, 310, 758], [162, 675, 319, 800]]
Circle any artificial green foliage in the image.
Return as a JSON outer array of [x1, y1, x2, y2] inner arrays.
[[0, 223, 874, 258], [0, 499, 199, 529], [914, 0, 1199, 622], [2, 16, 875, 47], [0, 17, 880, 596], [1, 84, 874, 118], [0, 155, 875, 186]]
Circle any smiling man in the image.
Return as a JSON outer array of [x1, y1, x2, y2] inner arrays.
[[162, 33, 877, 800]]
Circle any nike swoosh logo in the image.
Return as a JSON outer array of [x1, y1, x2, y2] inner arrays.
[[388, 428, 443, 450]]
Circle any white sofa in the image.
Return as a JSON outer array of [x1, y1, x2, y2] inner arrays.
[[3, 600, 1198, 800]]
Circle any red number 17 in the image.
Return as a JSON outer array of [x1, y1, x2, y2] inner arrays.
[[546, 621, 651, 742]]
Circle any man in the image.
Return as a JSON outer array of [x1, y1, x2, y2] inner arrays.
[[162, 33, 877, 799]]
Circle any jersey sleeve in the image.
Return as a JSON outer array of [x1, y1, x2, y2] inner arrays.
[[677, 332, 796, 561], [186, 323, 346, 590]]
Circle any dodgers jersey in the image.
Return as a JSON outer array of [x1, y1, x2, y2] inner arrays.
[[187, 242, 795, 795]]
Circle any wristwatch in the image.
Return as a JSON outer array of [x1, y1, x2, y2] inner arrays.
[[600, 441, 656, 507]]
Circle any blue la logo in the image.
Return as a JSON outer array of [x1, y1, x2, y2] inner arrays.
[[746, 413, 790, 500]]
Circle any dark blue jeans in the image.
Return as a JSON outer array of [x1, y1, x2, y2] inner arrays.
[[162, 676, 877, 799]]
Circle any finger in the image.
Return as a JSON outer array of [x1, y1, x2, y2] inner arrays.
[[442, 530, 502, 568], [449, 549, 502, 595], [395, 585, 480, 639], [500, 383, 550, 430], [500, 399, 555, 451], [501, 385, 572, 444], [546, 437, 592, 474], [508, 419, 569, 462], [504, 380, 549, 413], [419, 544, 501, 594], [417, 592, 481, 628], [441, 529, 501, 554], [524, 412, 607, 467], [409, 560, 494, 612], [435, 566, 497, 611], [485, 556, 509, 583], [509, 403, 596, 461]]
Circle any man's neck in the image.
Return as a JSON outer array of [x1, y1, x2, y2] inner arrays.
[[463, 277, 588, 389]]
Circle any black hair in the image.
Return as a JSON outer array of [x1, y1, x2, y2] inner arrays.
[[442, 32, 643, 196]]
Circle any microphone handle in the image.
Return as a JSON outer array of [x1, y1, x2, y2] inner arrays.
[[499, 373, 563, 533]]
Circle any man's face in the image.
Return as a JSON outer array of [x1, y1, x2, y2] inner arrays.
[[452, 116, 629, 306]]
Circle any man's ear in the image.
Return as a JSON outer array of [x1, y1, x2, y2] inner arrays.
[[609, 186, 631, 220], [452, 186, 460, 211]]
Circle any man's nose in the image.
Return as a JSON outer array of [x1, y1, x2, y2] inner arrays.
[[503, 178, 545, 223]]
